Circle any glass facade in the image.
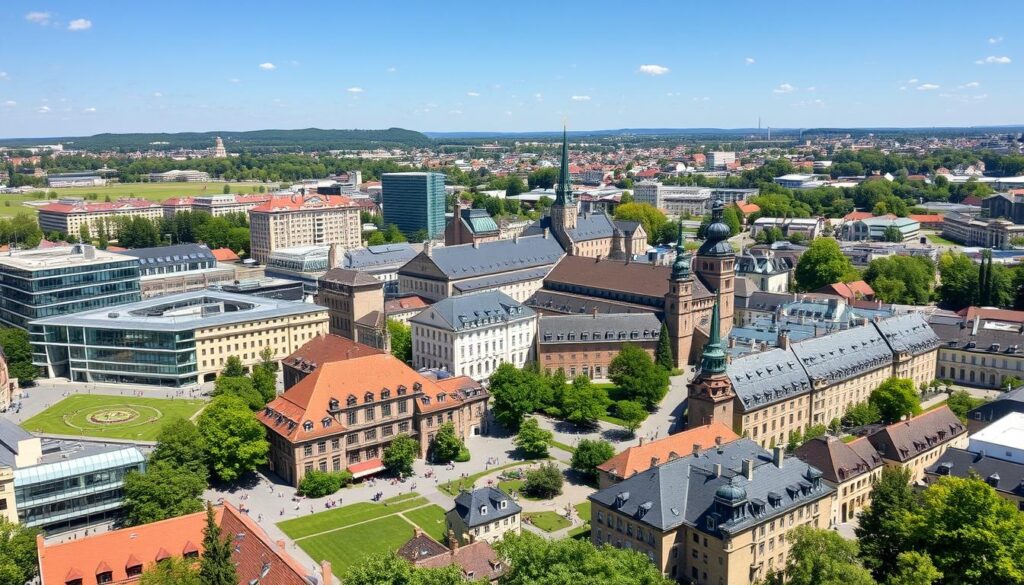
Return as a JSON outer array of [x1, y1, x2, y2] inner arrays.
[[382, 172, 446, 238], [0, 256, 141, 330], [14, 447, 145, 532]]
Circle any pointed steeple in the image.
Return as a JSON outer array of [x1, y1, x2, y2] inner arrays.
[[554, 126, 573, 206], [700, 291, 727, 375], [671, 222, 691, 281]]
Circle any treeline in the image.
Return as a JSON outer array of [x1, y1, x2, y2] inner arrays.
[[76, 210, 250, 254]]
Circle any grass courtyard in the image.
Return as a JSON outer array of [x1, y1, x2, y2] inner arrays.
[[21, 394, 206, 441], [524, 511, 572, 533], [0, 182, 266, 217], [278, 494, 450, 573]]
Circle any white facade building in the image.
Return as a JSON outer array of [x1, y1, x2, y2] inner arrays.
[[706, 151, 736, 170]]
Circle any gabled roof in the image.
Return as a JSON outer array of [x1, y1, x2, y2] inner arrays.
[[873, 312, 939, 356], [452, 487, 521, 528], [402, 235, 564, 281], [282, 333, 384, 375], [867, 406, 966, 463], [794, 435, 882, 484], [926, 447, 1024, 496], [410, 291, 535, 332], [210, 247, 240, 262], [597, 423, 740, 481], [320, 267, 383, 287], [250, 193, 356, 213], [544, 255, 711, 301], [343, 243, 419, 270], [538, 312, 661, 345]]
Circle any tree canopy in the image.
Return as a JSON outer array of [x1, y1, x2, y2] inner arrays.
[[614, 202, 668, 245], [383, 433, 419, 477], [570, 438, 615, 483], [785, 525, 876, 585], [122, 460, 206, 526], [495, 532, 674, 585], [199, 502, 237, 585], [514, 418, 552, 459], [794, 238, 857, 292], [197, 395, 269, 483], [863, 255, 935, 305], [0, 327, 38, 386], [609, 344, 669, 410], [0, 518, 39, 585], [868, 378, 921, 424]]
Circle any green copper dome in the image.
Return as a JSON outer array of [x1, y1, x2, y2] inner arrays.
[[698, 199, 733, 257], [715, 482, 747, 504]]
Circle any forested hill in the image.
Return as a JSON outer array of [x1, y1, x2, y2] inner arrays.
[[0, 128, 433, 152]]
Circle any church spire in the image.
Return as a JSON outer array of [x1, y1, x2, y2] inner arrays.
[[671, 222, 691, 281], [555, 126, 573, 206], [700, 291, 727, 375]]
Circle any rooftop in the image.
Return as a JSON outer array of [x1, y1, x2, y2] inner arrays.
[[403, 235, 564, 281], [452, 486, 521, 528], [969, 411, 1024, 454], [597, 423, 740, 481], [538, 312, 661, 345], [867, 406, 966, 463], [410, 291, 534, 332], [0, 244, 132, 271], [250, 193, 356, 213]]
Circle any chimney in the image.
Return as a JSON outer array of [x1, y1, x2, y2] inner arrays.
[[712, 463, 722, 477], [320, 560, 332, 585], [447, 530, 458, 550], [777, 329, 790, 350], [742, 458, 754, 480], [543, 227, 550, 239], [424, 239, 433, 257], [972, 315, 980, 336], [473, 240, 480, 249], [592, 307, 598, 318], [650, 456, 660, 468], [772, 446, 784, 468], [328, 243, 339, 269], [692, 443, 701, 457], [638, 437, 645, 446], [728, 337, 736, 348]]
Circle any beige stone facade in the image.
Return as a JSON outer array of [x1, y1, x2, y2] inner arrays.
[[249, 194, 362, 264], [37, 199, 164, 237], [138, 265, 236, 298], [866, 406, 970, 483], [317, 268, 386, 346], [0, 467, 15, 523]]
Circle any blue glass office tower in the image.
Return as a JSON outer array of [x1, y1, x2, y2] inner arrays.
[[381, 172, 446, 239]]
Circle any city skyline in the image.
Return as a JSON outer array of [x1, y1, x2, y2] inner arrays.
[[0, 0, 1021, 137]]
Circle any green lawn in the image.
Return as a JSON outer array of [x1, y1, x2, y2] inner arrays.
[[0, 182, 266, 217], [21, 394, 205, 441], [548, 439, 576, 454], [277, 496, 428, 539], [439, 461, 525, 496], [574, 501, 591, 521], [297, 515, 415, 573], [401, 504, 447, 542], [925, 233, 959, 246], [524, 511, 572, 533]]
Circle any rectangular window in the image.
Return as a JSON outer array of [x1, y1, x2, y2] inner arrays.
[[303, 445, 312, 457]]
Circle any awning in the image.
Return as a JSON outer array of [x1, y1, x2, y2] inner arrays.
[[348, 458, 386, 479]]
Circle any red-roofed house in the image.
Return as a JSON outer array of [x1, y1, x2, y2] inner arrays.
[[908, 214, 943, 229], [735, 201, 760, 217], [815, 280, 875, 302], [843, 211, 875, 221], [37, 199, 164, 237], [258, 353, 488, 486], [597, 422, 740, 488], [384, 294, 432, 324], [37, 503, 329, 585], [210, 247, 240, 263], [249, 194, 361, 263]]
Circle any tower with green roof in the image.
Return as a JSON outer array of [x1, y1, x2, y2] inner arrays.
[[549, 126, 578, 242], [694, 198, 736, 340], [664, 222, 695, 368], [686, 292, 736, 429]]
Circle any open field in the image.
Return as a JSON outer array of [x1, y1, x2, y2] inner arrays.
[[278, 494, 450, 573], [21, 394, 206, 441], [0, 182, 266, 217]]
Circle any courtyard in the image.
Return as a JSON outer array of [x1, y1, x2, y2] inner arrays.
[[20, 394, 206, 441]]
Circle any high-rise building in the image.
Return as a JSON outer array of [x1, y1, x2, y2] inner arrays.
[[706, 151, 736, 170], [0, 244, 141, 331], [381, 172, 446, 239], [248, 193, 362, 264]]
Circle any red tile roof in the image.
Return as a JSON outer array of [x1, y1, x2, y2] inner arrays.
[[843, 211, 875, 221], [249, 194, 356, 213], [211, 248, 240, 262], [908, 214, 943, 223], [736, 202, 760, 215], [817, 280, 874, 301], [597, 423, 740, 480], [958, 306, 1024, 324], [38, 199, 162, 214], [385, 295, 431, 314], [282, 333, 384, 373]]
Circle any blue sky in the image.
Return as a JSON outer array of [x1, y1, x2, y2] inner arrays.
[[1, 1, 1022, 137]]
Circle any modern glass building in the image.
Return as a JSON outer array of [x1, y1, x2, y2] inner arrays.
[[10, 440, 144, 532], [0, 244, 141, 331], [381, 172, 446, 239]]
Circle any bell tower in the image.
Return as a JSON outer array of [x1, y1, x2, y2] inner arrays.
[[694, 199, 734, 338], [549, 126, 577, 247], [664, 223, 694, 368], [686, 292, 736, 429]]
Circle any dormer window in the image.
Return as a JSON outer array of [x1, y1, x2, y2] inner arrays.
[[303, 421, 313, 431], [499, 500, 507, 509], [328, 398, 339, 410], [347, 395, 357, 406], [413, 382, 422, 391], [381, 389, 391, 400], [397, 385, 407, 395], [437, 394, 446, 403], [322, 417, 332, 428], [364, 392, 374, 403], [480, 505, 488, 515]]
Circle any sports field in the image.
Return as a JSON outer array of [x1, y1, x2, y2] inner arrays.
[[0, 182, 267, 217], [278, 493, 449, 573], [21, 394, 206, 441]]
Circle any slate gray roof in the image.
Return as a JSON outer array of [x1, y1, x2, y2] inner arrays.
[[452, 487, 522, 528], [867, 406, 966, 463], [320, 267, 382, 287], [120, 243, 214, 269], [613, 220, 643, 237], [926, 448, 1024, 497], [526, 290, 660, 316], [410, 291, 535, 332], [791, 324, 893, 385], [735, 255, 794, 276], [874, 312, 939, 356], [408, 235, 564, 280], [452, 266, 552, 294], [793, 436, 883, 484], [566, 212, 616, 242], [740, 291, 795, 312], [734, 276, 757, 300], [0, 419, 35, 468], [343, 243, 418, 270], [730, 348, 812, 410], [538, 313, 661, 345], [967, 385, 1024, 426], [929, 313, 1024, 356], [589, 438, 833, 537]]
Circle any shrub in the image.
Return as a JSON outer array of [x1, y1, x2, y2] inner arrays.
[[298, 470, 353, 497], [454, 446, 471, 462], [523, 462, 563, 499]]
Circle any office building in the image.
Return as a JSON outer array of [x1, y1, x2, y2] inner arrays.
[[941, 212, 1024, 248], [706, 151, 736, 170], [536, 312, 660, 380], [147, 169, 210, 182], [410, 291, 536, 381], [46, 172, 106, 188], [750, 217, 826, 240], [119, 243, 234, 298], [37, 199, 164, 237], [0, 244, 141, 331], [258, 353, 488, 486], [840, 217, 921, 242], [589, 438, 833, 583], [382, 172, 447, 239], [633, 183, 757, 216], [248, 193, 362, 264], [929, 309, 1024, 390], [31, 290, 327, 387], [317, 267, 388, 350], [446, 487, 521, 545]]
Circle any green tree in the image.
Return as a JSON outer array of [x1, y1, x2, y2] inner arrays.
[[343, 552, 469, 585], [654, 323, 674, 371], [514, 418, 552, 458], [150, 417, 208, 476], [869, 378, 921, 424], [570, 439, 615, 483], [882, 225, 904, 242], [785, 525, 876, 585], [0, 327, 38, 385], [0, 518, 39, 585], [614, 202, 668, 245], [885, 552, 941, 585], [937, 252, 978, 309], [122, 460, 206, 526], [528, 167, 559, 190], [561, 375, 611, 426], [387, 319, 412, 363], [795, 238, 857, 292], [197, 395, 269, 483], [857, 467, 916, 581], [615, 400, 647, 435], [523, 461, 564, 499], [863, 256, 935, 305], [221, 355, 245, 377], [139, 557, 202, 585], [495, 532, 674, 585], [212, 375, 264, 410], [619, 190, 634, 204], [609, 344, 669, 410], [258, 346, 278, 373], [199, 501, 237, 585], [722, 204, 743, 236], [842, 402, 881, 427], [298, 469, 353, 497], [382, 433, 419, 477], [488, 363, 541, 431], [222, 184, 231, 194], [251, 364, 277, 404], [367, 230, 387, 246], [945, 389, 985, 420], [78, 222, 91, 243], [430, 422, 465, 463]]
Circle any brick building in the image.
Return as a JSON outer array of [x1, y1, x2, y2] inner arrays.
[[536, 312, 661, 381]]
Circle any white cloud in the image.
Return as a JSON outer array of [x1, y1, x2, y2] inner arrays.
[[976, 55, 1012, 64], [907, 78, 919, 84], [67, 18, 92, 31], [25, 11, 51, 25], [449, 109, 463, 115], [975, 93, 989, 99], [744, 57, 755, 65], [638, 64, 669, 76], [37, 105, 51, 114], [82, 107, 96, 113], [3, 100, 16, 108], [258, 62, 276, 70], [692, 96, 710, 102], [917, 83, 940, 91], [504, 111, 513, 116], [346, 87, 363, 93], [773, 83, 796, 93], [571, 95, 591, 101], [228, 78, 241, 84], [153, 92, 163, 97], [534, 93, 543, 101], [989, 36, 1003, 44], [960, 81, 981, 88], [805, 86, 817, 92], [0, 72, 7, 81], [386, 66, 397, 73], [466, 91, 480, 97], [899, 86, 907, 91], [794, 98, 825, 107]]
